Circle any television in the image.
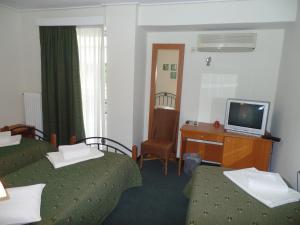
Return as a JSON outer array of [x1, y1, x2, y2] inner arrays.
[[224, 99, 270, 136]]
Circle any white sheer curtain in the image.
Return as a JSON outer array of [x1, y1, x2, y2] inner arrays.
[[77, 26, 104, 137]]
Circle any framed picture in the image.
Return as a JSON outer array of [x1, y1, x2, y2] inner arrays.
[[171, 64, 177, 71], [170, 72, 177, 79], [163, 64, 169, 71]]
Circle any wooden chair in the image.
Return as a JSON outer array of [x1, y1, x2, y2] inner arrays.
[[140, 108, 179, 175]]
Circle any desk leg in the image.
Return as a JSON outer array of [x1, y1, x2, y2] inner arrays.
[[178, 136, 186, 176]]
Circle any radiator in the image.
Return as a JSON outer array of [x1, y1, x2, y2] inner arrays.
[[23, 93, 43, 132]]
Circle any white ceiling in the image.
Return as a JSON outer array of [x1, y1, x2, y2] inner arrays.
[[0, 0, 220, 9]]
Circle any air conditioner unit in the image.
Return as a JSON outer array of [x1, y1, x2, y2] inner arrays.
[[197, 33, 257, 52]]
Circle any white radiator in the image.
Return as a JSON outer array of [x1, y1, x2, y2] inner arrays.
[[23, 93, 43, 132]]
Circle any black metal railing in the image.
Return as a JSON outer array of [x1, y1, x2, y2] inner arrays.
[[155, 92, 176, 108], [76, 137, 132, 156]]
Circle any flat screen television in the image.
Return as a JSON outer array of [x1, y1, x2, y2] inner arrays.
[[224, 99, 270, 136]]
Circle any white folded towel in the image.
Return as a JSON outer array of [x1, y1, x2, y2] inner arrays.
[[46, 147, 104, 169], [58, 143, 87, 152], [0, 135, 22, 147], [223, 168, 300, 208], [0, 131, 11, 136], [247, 170, 288, 194], [58, 143, 91, 160]]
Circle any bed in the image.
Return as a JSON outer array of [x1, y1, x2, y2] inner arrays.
[[0, 126, 57, 177], [184, 166, 300, 225], [2, 137, 142, 225]]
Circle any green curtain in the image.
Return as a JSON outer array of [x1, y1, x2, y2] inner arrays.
[[39, 26, 85, 145]]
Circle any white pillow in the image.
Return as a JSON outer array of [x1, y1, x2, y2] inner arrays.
[[0, 131, 11, 136], [0, 135, 22, 148], [0, 184, 46, 225], [0, 131, 12, 145]]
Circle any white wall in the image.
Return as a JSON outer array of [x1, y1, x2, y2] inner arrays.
[[0, 5, 23, 126], [0, 1, 296, 161], [19, 7, 105, 93], [133, 26, 147, 152], [143, 30, 285, 153], [17, 0, 297, 100], [106, 5, 137, 149], [1, 7, 105, 130], [18, 6, 141, 149], [271, 3, 300, 189], [139, 0, 297, 26]]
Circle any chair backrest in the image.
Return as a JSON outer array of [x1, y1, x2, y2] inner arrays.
[[151, 108, 179, 142]]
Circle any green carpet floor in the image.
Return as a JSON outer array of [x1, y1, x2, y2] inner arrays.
[[102, 160, 190, 225]]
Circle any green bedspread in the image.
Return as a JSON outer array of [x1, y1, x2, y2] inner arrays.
[[3, 152, 142, 225], [0, 138, 56, 177], [184, 166, 300, 225]]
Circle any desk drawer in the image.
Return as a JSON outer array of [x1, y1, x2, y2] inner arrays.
[[186, 132, 224, 143], [185, 140, 223, 163]]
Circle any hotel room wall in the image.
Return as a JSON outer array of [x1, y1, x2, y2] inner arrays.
[[143, 30, 285, 156], [133, 26, 147, 152], [271, 3, 300, 189], [16, 6, 142, 149], [138, 0, 297, 26], [18, 7, 105, 94], [0, 1, 295, 152], [0, 5, 23, 127], [6, 6, 106, 129], [9, 5, 145, 149], [0, 4, 145, 151], [105, 5, 137, 148]]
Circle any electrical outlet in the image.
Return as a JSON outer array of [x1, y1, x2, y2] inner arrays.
[[191, 47, 196, 53]]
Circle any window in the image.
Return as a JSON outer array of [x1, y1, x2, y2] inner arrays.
[[77, 26, 106, 137]]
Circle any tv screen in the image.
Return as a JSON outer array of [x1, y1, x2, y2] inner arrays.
[[224, 99, 270, 136], [228, 103, 264, 129]]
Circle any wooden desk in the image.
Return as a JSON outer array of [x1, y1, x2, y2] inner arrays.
[[178, 122, 273, 175]]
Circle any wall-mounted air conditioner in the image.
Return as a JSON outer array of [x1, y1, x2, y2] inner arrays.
[[197, 33, 257, 52]]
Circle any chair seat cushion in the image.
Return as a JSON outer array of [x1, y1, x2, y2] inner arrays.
[[141, 140, 173, 158]]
